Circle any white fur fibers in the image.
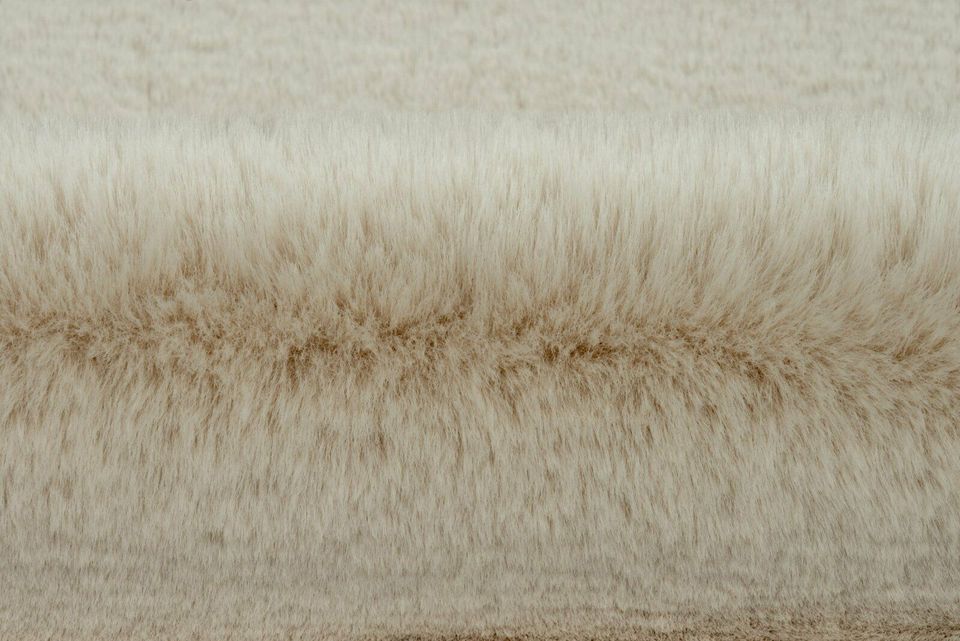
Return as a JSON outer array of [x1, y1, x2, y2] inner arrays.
[[2, 1, 959, 115]]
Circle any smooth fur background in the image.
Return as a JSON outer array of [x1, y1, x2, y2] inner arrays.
[[2, 1, 960, 114], [1, 115, 959, 639]]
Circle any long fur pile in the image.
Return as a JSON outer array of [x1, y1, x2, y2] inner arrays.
[[1, 115, 959, 639]]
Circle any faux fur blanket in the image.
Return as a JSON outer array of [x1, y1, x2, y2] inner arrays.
[[3, 115, 959, 639], [2, 3, 960, 641]]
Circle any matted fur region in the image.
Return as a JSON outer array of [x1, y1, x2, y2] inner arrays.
[[1, 115, 959, 639]]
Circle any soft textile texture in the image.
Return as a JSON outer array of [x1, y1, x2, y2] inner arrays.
[[2, 1, 960, 640], [2, 1, 960, 114], [1, 116, 959, 639]]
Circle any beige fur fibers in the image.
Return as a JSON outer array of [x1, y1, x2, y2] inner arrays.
[[1, 115, 959, 639], [3, 1, 960, 638]]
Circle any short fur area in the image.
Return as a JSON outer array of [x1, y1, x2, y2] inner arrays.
[[3, 0, 960, 114], [1, 115, 959, 639]]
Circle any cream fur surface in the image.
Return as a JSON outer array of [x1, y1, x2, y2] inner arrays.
[[1, 115, 959, 639], [4, 1, 960, 640], [2, 0, 960, 114]]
